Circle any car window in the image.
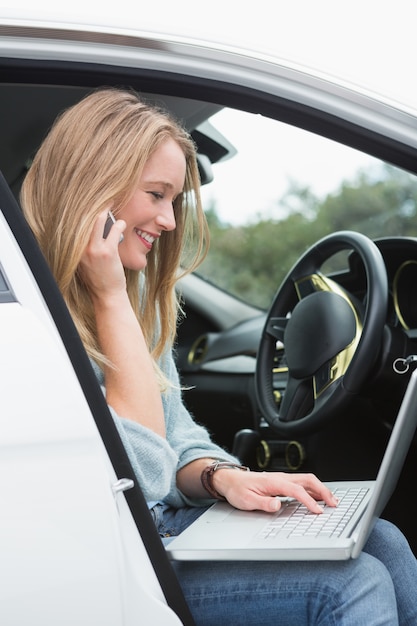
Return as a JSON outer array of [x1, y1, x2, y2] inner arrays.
[[199, 108, 417, 309]]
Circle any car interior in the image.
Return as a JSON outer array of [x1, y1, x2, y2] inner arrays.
[[1, 58, 417, 562]]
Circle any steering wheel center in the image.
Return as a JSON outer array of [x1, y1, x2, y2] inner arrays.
[[284, 291, 357, 379]]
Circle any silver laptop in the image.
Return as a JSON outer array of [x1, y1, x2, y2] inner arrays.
[[167, 368, 417, 561]]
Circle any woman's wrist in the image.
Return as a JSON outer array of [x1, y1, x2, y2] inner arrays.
[[201, 461, 249, 500]]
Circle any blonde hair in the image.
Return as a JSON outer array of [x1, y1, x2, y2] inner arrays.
[[21, 88, 208, 371]]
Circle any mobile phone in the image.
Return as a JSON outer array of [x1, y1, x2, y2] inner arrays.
[[103, 210, 124, 242], [103, 210, 116, 239]]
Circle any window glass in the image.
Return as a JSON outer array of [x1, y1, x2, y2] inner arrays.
[[199, 109, 417, 309]]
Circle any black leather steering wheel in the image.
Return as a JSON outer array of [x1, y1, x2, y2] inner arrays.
[[255, 231, 388, 436]]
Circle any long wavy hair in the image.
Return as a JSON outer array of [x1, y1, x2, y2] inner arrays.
[[21, 88, 208, 373]]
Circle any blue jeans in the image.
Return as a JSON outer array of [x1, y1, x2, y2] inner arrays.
[[151, 504, 417, 625]]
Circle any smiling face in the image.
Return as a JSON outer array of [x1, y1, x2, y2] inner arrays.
[[117, 137, 186, 271]]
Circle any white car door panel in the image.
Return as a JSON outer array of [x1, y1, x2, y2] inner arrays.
[[0, 203, 182, 625]]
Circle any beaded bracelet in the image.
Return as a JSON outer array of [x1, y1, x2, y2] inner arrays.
[[200, 460, 250, 500]]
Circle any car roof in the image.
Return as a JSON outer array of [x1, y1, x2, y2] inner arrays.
[[1, 5, 417, 194], [2, 0, 416, 114]]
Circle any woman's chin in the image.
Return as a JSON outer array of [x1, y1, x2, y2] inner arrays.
[[120, 253, 148, 272]]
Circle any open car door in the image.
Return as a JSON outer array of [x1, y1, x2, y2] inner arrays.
[[0, 171, 195, 625]]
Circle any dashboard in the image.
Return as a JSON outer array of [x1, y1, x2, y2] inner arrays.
[[178, 236, 417, 455]]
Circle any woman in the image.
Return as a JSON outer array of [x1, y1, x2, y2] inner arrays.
[[21, 88, 417, 625]]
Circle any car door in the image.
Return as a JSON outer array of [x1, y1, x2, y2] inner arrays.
[[0, 174, 187, 625]]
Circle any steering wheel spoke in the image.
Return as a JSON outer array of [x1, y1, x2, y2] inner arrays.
[[313, 357, 338, 397], [265, 316, 288, 342], [255, 231, 388, 436], [279, 374, 314, 422]]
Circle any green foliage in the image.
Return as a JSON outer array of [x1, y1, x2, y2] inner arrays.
[[197, 165, 417, 309]]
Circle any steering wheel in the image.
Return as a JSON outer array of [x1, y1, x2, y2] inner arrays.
[[255, 231, 388, 436]]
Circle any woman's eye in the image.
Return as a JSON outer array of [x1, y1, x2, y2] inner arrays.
[[150, 192, 163, 200]]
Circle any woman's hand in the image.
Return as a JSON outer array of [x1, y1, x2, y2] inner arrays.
[[212, 469, 338, 514], [79, 209, 126, 301], [177, 458, 338, 514], [79, 210, 166, 437]]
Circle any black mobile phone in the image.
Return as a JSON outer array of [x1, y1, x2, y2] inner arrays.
[[103, 211, 124, 242], [103, 211, 116, 239]]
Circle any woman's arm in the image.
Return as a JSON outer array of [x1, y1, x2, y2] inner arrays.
[[159, 352, 334, 513], [80, 210, 165, 437], [176, 457, 220, 499], [177, 458, 339, 514]]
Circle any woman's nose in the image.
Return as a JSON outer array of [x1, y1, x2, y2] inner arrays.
[[157, 202, 176, 231]]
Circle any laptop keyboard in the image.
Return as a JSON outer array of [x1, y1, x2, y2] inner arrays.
[[258, 487, 369, 539]]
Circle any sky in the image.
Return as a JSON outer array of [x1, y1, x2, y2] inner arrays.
[[200, 108, 377, 225], [2, 0, 414, 224], [3, 0, 416, 108]]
